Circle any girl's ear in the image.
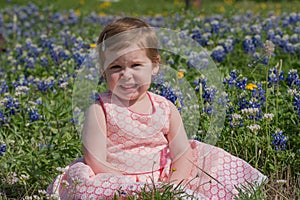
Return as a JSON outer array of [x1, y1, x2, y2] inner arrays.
[[151, 55, 160, 76], [101, 71, 106, 80]]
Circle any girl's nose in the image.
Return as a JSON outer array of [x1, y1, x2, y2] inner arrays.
[[122, 67, 132, 79]]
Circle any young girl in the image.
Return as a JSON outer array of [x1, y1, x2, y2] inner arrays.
[[47, 17, 266, 199]]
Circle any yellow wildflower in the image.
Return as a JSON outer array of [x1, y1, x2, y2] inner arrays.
[[99, 12, 106, 17], [75, 9, 81, 16], [219, 6, 225, 13], [177, 71, 184, 79], [224, 0, 235, 5], [245, 83, 258, 90], [90, 43, 97, 48], [79, 0, 85, 5], [276, 3, 281, 8], [260, 3, 267, 10], [99, 2, 111, 9], [275, 9, 281, 16]]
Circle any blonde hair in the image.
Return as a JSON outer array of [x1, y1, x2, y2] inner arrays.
[[97, 17, 159, 70]]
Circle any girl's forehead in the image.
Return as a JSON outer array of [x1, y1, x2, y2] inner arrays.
[[104, 46, 147, 66]]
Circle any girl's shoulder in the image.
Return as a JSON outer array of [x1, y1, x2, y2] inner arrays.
[[147, 91, 171, 110]]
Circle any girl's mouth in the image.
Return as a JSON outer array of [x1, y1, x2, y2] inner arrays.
[[119, 84, 139, 92]]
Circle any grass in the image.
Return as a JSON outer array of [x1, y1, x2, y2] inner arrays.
[[1, 0, 300, 17]]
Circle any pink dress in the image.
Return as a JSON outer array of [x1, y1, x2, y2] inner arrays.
[[47, 91, 266, 199]]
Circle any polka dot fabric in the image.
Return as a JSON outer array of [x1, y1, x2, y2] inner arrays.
[[47, 92, 267, 199]]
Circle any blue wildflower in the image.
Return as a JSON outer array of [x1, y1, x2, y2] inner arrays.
[[3, 96, 19, 115], [236, 77, 248, 90], [223, 70, 238, 87], [211, 45, 226, 62], [29, 109, 40, 122], [272, 130, 287, 151], [0, 111, 7, 125], [36, 78, 55, 92], [194, 76, 207, 93], [268, 67, 284, 88], [0, 144, 6, 155], [0, 143, 6, 156], [294, 93, 300, 120], [286, 69, 299, 88], [242, 36, 256, 55], [151, 74, 184, 111], [0, 80, 8, 94], [210, 20, 220, 33]]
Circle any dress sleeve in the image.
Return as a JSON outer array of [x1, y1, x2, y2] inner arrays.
[[82, 103, 121, 174]]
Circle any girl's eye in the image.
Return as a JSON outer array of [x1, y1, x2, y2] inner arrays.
[[109, 65, 122, 69], [132, 64, 141, 68]]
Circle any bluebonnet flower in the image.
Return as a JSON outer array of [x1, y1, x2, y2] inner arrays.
[[0, 111, 7, 125], [272, 130, 287, 151], [228, 113, 243, 128], [39, 55, 49, 67], [151, 74, 184, 111], [24, 56, 35, 69], [223, 70, 238, 88], [288, 12, 300, 24], [0, 143, 6, 156], [290, 34, 299, 43], [255, 83, 266, 105], [242, 35, 256, 55], [36, 77, 55, 92], [194, 75, 207, 93], [202, 87, 217, 114], [159, 85, 179, 106], [28, 109, 40, 122], [221, 37, 235, 54], [73, 51, 87, 67], [250, 24, 261, 34], [3, 96, 19, 115], [286, 69, 299, 88], [187, 51, 210, 70], [268, 66, 284, 88], [267, 29, 275, 40], [210, 20, 220, 33], [35, 98, 42, 105], [252, 34, 263, 48], [202, 87, 217, 104], [39, 34, 56, 49], [70, 107, 83, 125], [237, 84, 264, 121], [211, 45, 226, 62], [285, 43, 296, 54], [191, 29, 201, 44], [38, 143, 53, 151], [294, 93, 300, 120], [90, 92, 100, 102], [0, 80, 8, 94], [236, 77, 248, 90]]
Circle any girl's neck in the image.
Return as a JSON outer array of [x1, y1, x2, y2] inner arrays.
[[111, 91, 154, 115]]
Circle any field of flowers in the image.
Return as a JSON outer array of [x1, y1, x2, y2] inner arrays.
[[0, 1, 300, 199]]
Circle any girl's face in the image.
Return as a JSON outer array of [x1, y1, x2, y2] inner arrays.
[[104, 49, 159, 104]]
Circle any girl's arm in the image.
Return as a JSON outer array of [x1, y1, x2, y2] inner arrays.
[[167, 101, 193, 184], [82, 103, 122, 174]]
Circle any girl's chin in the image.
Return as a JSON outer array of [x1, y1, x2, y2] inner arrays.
[[112, 92, 140, 102]]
